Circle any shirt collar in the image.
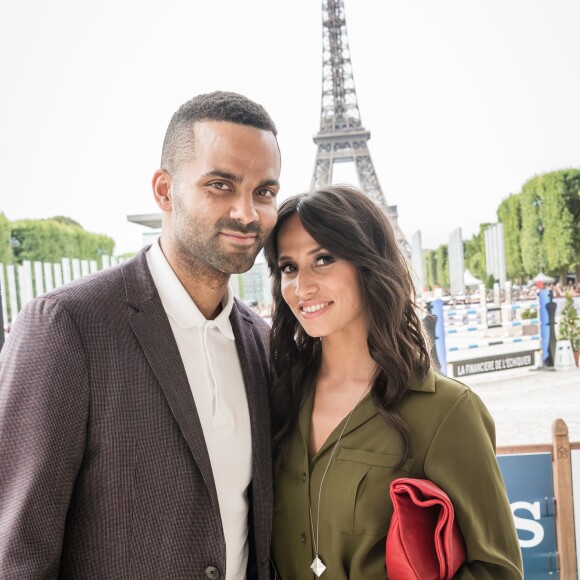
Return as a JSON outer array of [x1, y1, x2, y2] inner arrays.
[[146, 238, 235, 340], [409, 367, 436, 392]]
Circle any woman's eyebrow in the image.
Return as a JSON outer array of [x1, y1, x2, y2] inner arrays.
[[278, 246, 322, 262]]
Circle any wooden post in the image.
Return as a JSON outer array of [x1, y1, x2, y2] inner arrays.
[[552, 418, 577, 579]]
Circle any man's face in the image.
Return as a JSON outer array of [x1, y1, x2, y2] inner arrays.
[[163, 120, 281, 275]]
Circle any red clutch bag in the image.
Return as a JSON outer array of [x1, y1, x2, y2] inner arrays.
[[386, 478, 466, 580]]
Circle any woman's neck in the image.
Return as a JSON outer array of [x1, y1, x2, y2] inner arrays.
[[308, 331, 376, 459], [318, 332, 376, 390]]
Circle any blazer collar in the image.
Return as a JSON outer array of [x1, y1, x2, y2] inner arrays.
[[230, 300, 273, 564], [146, 239, 235, 337], [122, 248, 272, 550], [123, 247, 220, 508], [119, 245, 158, 310]]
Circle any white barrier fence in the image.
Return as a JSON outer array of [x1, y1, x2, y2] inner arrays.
[[447, 334, 541, 352], [428, 293, 579, 377], [1, 257, 118, 327], [443, 301, 541, 352]]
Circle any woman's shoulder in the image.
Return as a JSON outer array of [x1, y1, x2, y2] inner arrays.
[[410, 367, 471, 399], [433, 369, 473, 398], [404, 367, 489, 426]]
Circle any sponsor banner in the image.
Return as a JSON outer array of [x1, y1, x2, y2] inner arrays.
[[498, 453, 558, 578], [452, 350, 535, 378]]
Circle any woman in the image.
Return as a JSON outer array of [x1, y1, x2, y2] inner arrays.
[[264, 185, 523, 579]]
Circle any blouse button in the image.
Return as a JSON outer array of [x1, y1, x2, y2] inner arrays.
[[301, 533, 307, 544], [302, 472, 307, 482]]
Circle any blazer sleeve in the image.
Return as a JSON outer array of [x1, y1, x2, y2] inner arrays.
[[424, 389, 523, 579], [0, 296, 89, 579]]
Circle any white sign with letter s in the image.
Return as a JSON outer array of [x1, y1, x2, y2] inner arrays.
[[511, 501, 545, 548]]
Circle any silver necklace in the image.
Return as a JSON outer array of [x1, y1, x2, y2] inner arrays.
[[308, 387, 368, 577]]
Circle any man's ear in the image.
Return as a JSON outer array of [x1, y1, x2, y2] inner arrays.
[[152, 169, 173, 212]]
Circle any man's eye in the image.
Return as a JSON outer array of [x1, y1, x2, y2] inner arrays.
[[210, 181, 231, 191], [256, 188, 276, 198]]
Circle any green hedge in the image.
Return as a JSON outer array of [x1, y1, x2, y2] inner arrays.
[[9, 218, 115, 267]]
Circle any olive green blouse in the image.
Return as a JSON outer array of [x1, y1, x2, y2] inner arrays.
[[271, 369, 523, 579]]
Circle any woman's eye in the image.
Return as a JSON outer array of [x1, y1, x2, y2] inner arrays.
[[279, 263, 296, 275], [315, 254, 335, 266]]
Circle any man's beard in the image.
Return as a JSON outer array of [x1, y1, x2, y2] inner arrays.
[[173, 213, 266, 275]]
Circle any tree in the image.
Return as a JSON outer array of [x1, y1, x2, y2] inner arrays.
[[0, 213, 13, 265], [558, 293, 580, 351], [520, 179, 546, 276], [423, 250, 437, 290], [51, 215, 83, 229], [116, 251, 137, 261], [435, 244, 449, 290], [535, 171, 577, 277], [464, 224, 490, 283], [10, 218, 115, 267], [518, 169, 580, 279], [497, 194, 524, 282]]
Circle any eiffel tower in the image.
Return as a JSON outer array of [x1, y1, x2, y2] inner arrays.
[[311, 0, 410, 258]]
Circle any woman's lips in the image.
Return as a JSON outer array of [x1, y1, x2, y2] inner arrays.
[[299, 301, 333, 319]]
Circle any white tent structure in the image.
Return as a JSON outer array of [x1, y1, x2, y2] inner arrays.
[[532, 272, 556, 284], [464, 269, 484, 287]]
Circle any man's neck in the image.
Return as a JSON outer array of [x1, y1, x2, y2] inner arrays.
[[159, 240, 230, 320], [185, 279, 228, 320]]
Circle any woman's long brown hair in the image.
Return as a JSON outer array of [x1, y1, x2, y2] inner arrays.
[[264, 185, 431, 471]]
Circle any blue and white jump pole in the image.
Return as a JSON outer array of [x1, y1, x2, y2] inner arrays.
[[430, 299, 447, 376]]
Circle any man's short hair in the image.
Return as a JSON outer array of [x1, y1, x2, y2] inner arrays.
[[161, 91, 278, 174]]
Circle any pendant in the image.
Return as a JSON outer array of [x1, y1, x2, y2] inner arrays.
[[311, 555, 326, 577]]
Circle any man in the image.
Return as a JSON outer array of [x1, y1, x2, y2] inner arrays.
[[0, 91, 281, 579]]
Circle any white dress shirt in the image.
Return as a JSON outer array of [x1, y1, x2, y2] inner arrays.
[[146, 239, 252, 580]]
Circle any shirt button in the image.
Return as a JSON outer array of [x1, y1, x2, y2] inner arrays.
[[302, 472, 307, 482], [205, 566, 220, 579], [301, 533, 307, 544]]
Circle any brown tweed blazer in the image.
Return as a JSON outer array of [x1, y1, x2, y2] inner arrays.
[[0, 248, 273, 580]]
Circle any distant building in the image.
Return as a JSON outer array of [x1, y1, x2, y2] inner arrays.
[[127, 213, 163, 247], [411, 231, 425, 296], [448, 228, 465, 296], [484, 223, 506, 288]]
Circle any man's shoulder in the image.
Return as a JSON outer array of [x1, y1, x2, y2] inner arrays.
[[33, 251, 149, 315], [45, 264, 124, 306]]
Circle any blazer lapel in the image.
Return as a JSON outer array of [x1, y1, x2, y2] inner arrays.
[[230, 300, 273, 563], [121, 249, 219, 509]]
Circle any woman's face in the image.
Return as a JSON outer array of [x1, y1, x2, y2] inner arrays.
[[276, 214, 367, 340]]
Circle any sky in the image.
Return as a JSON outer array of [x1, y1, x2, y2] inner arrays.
[[1, 0, 579, 256]]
